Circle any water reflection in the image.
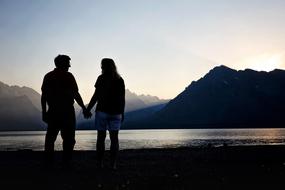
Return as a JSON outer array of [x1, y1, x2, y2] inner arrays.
[[0, 129, 285, 151]]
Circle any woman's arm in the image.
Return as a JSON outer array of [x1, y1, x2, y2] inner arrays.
[[87, 89, 98, 111]]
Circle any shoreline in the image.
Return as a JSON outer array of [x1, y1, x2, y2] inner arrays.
[[1, 145, 285, 189], [1, 142, 285, 151]]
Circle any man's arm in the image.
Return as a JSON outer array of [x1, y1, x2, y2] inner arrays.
[[74, 91, 85, 109], [41, 75, 49, 123], [86, 90, 98, 112], [74, 92, 92, 118], [70, 74, 87, 110], [41, 92, 48, 123]]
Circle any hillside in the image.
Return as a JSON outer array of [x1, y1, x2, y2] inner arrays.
[[0, 95, 43, 131], [147, 65, 285, 128], [0, 81, 167, 130], [77, 89, 168, 129]]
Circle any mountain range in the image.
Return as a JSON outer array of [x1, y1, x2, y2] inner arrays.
[[1, 65, 285, 130], [0, 81, 43, 130], [75, 89, 168, 129], [0, 81, 167, 131], [124, 65, 285, 129]]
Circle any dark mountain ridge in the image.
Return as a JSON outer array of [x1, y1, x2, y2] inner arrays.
[[0, 95, 43, 131], [148, 65, 285, 128]]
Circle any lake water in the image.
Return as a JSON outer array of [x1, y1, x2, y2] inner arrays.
[[0, 128, 285, 151]]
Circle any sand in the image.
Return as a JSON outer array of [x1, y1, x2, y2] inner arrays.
[[0, 145, 285, 190]]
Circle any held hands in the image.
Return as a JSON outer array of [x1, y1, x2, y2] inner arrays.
[[83, 108, 92, 119]]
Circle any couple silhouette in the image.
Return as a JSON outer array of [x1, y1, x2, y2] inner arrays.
[[41, 55, 125, 170]]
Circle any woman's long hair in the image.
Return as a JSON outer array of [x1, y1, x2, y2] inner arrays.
[[101, 58, 121, 78]]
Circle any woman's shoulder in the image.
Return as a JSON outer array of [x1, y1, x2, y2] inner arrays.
[[97, 74, 103, 79], [117, 76, 124, 84], [95, 75, 104, 87], [97, 74, 124, 83], [118, 76, 124, 81]]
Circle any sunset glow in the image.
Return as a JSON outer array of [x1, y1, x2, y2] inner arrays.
[[1, 1, 285, 100], [239, 53, 284, 72]]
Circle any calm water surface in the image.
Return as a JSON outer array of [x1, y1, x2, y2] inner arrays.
[[0, 129, 285, 151]]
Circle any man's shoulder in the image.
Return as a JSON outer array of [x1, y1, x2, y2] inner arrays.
[[44, 70, 75, 81], [43, 70, 55, 79], [66, 71, 75, 78]]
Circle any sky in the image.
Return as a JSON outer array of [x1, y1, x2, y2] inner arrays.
[[1, 0, 285, 101]]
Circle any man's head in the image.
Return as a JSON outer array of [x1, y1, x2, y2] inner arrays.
[[54, 55, 71, 70]]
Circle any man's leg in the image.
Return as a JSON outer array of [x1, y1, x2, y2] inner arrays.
[[61, 122, 76, 163], [44, 124, 59, 163]]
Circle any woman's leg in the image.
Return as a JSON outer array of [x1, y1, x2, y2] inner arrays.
[[96, 130, 106, 167], [109, 130, 119, 169]]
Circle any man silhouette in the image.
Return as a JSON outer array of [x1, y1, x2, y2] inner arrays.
[[41, 54, 87, 164]]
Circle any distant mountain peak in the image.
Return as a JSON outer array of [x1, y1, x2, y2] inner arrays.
[[126, 89, 166, 101], [0, 80, 41, 110], [272, 68, 285, 73], [0, 81, 8, 88], [202, 65, 237, 81], [0, 81, 35, 92], [211, 65, 236, 73]]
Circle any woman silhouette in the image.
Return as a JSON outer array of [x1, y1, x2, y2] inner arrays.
[[86, 58, 125, 169]]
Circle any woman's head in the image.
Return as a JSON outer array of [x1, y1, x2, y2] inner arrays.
[[101, 58, 120, 78]]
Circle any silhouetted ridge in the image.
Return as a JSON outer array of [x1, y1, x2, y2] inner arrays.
[[0, 82, 41, 110], [77, 89, 169, 129], [203, 65, 236, 79], [0, 81, 44, 131], [125, 89, 168, 112], [148, 66, 285, 128], [209, 65, 236, 73], [0, 95, 43, 131]]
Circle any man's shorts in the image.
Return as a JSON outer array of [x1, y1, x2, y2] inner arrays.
[[95, 111, 122, 131]]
